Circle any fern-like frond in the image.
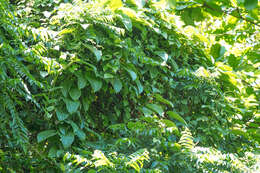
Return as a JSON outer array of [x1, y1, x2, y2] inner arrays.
[[178, 127, 195, 150], [126, 149, 149, 172]]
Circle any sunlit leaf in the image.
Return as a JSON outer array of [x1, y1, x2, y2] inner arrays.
[[167, 111, 187, 125], [146, 104, 163, 116]]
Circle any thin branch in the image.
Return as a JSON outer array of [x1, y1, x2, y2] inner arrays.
[[203, 3, 260, 27]]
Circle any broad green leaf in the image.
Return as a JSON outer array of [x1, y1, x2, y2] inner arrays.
[[85, 45, 102, 62], [77, 74, 87, 89], [76, 130, 86, 141], [122, 15, 132, 31], [61, 132, 75, 148], [64, 98, 80, 114], [141, 107, 153, 116], [69, 87, 81, 100], [126, 68, 137, 81], [85, 72, 102, 92], [146, 104, 163, 116], [155, 94, 173, 107], [244, 0, 258, 10], [48, 146, 58, 158], [136, 80, 143, 94], [82, 97, 89, 112], [56, 109, 69, 121], [37, 130, 57, 143], [61, 80, 72, 97], [155, 51, 169, 61], [230, 128, 248, 137], [161, 119, 178, 130], [167, 111, 187, 125], [104, 73, 114, 79], [111, 78, 122, 93]]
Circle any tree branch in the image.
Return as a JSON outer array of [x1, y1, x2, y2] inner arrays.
[[203, 3, 260, 27]]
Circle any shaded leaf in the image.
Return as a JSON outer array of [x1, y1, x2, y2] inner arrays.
[[64, 98, 80, 114], [85, 72, 102, 92], [37, 130, 57, 143], [69, 87, 81, 100], [244, 0, 258, 10], [61, 132, 75, 148], [56, 109, 69, 121], [77, 73, 87, 89]]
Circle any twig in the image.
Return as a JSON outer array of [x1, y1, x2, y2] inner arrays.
[[203, 3, 260, 27]]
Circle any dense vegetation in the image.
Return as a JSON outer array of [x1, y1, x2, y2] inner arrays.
[[0, 0, 259, 172]]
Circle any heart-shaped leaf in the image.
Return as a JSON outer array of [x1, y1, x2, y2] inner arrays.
[[69, 87, 81, 100], [64, 98, 80, 114], [85, 72, 102, 92], [61, 132, 75, 148], [61, 80, 72, 97], [56, 109, 69, 121], [77, 73, 87, 89]]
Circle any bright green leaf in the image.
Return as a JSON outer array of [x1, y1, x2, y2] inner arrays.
[[146, 104, 163, 116], [126, 68, 137, 81], [76, 130, 86, 141], [122, 15, 132, 31], [136, 80, 143, 94], [167, 111, 187, 125], [155, 94, 173, 107], [111, 78, 122, 93]]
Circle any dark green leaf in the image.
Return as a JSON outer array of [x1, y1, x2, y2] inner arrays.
[[64, 98, 80, 114], [85, 45, 102, 61], [77, 74, 87, 89], [37, 130, 57, 143], [146, 104, 163, 116], [69, 87, 81, 100], [85, 72, 102, 92], [155, 94, 173, 107]]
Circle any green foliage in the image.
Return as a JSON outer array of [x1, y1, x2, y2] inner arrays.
[[0, 0, 259, 172]]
